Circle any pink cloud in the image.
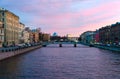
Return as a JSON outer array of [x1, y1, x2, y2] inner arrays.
[[4, 0, 120, 36]]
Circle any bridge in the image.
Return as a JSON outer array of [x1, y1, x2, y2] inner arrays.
[[42, 42, 94, 48]]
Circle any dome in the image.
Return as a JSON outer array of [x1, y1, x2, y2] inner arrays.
[[52, 32, 58, 36]]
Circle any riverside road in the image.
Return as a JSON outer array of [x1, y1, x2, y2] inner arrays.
[[0, 44, 120, 79]]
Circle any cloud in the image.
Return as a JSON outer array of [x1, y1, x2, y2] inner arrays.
[[1, 0, 120, 36]]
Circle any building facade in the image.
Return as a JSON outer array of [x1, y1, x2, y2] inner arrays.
[[66, 34, 78, 42], [80, 31, 94, 44], [42, 33, 50, 42], [0, 21, 4, 47], [23, 30, 30, 43], [0, 8, 19, 46], [94, 30, 99, 44], [99, 26, 111, 44], [31, 28, 41, 43], [18, 22, 25, 44], [98, 22, 120, 45], [110, 22, 120, 45]]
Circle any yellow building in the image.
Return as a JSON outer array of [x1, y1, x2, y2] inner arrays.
[[23, 30, 30, 43], [31, 28, 40, 43], [42, 33, 50, 42], [19, 22, 25, 43], [34, 32, 39, 43], [0, 8, 20, 46], [0, 21, 4, 47]]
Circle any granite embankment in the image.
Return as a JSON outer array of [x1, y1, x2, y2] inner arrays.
[[81, 43, 120, 52], [0, 45, 41, 61], [94, 45, 120, 52]]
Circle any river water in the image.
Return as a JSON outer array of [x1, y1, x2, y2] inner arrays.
[[0, 44, 120, 79]]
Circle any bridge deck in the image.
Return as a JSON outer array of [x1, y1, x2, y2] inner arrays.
[[42, 43, 91, 48]]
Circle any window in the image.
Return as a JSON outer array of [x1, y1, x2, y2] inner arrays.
[[1, 29, 2, 33], [2, 12, 4, 16], [2, 18, 4, 22], [2, 36, 4, 41], [1, 29, 3, 33], [2, 24, 4, 28], [0, 36, 2, 40], [0, 19, 2, 21]]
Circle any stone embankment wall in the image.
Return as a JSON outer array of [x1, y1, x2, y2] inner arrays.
[[0, 45, 41, 61]]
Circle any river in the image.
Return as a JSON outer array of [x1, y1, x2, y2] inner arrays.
[[0, 44, 120, 79]]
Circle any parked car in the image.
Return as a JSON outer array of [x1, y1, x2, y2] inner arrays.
[[17, 43, 26, 48]]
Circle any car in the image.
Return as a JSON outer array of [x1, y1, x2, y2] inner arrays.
[[17, 44, 26, 48]]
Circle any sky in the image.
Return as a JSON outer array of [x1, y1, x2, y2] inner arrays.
[[0, 0, 120, 37]]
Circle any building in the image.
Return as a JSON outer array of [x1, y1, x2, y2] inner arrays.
[[66, 34, 78, 42], [42, 33, 50, 42], [99, 25, 111, 44], [80, 31, 94, 44], [23, 27, 41, 43], [29, 31, 34, 43], [31, 28, 41, 43], [23, 29, 30, 43], [79, 22, 120, 45], [0, 8, 20, 46], [0, 21, 4, 47], [39, 32, 43, 42], [99, 22, 120, 45], [111, 22, 120, 45], [18, 22, 25, 44], [24, 27, 31, 43], [94, 30, 99, 44], [52, 32, 58, 36], [33, 32, 39, 43]]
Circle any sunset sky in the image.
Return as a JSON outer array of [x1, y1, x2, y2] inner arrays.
[[1, 0, 120, 37]]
